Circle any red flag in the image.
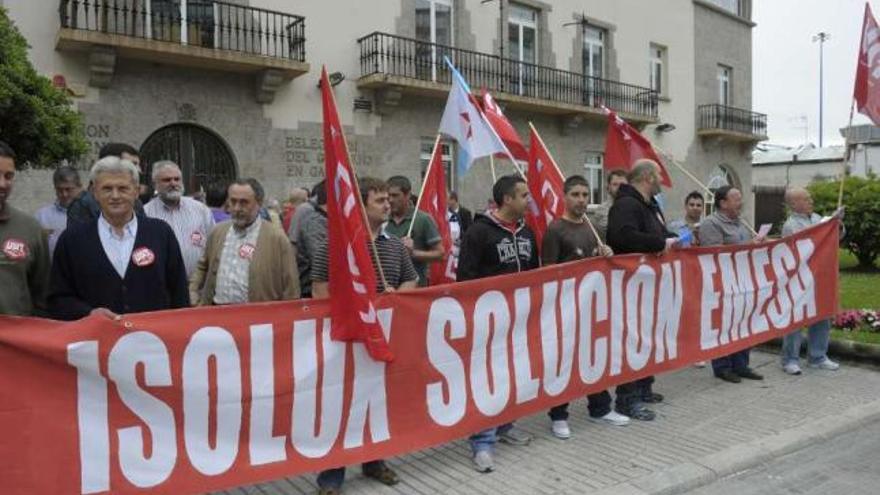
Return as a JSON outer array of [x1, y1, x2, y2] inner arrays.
[[417, 137, 456, 285], [481, 91, 529, 161], [855, 3, 880, 125], [604, 109, 673, 187], [320, 67, 392, 362], [525, 125, 566, 249]]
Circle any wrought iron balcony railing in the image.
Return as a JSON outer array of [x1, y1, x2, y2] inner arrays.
[[59, 0, 306, 62], [358, 32, 658, 120], [698, 104, 767, 138]]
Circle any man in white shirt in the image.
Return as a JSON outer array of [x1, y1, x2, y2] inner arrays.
[[34, 166, 82, 260], [144, 160, 215, 278]]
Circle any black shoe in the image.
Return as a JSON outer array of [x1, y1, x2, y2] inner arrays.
[[642, 392, 664, 403], [716, 370, 742, 383], [735, 368, 764, 381]]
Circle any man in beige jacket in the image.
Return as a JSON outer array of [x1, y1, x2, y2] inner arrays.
[[190, 178, 299, 305]]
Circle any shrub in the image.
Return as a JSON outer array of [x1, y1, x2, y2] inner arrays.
[[809, 175, 880, 270]]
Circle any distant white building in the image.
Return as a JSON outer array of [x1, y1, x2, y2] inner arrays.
[[751, 124, 879, 231]]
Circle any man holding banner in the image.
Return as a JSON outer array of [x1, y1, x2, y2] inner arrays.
[[311, 176, 418, 493], [700, 185, 766, 383], [543, 175, 630, 439], [606, 160, 676, 421], [458, 174, 540, 472]]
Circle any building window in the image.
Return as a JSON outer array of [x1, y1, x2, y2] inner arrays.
[[584, 152, 604, 205], [705, 0, 742, 16], [415, 0, 454, 81], [649, 44, 667, 97], [583, 25, 605, 79], [717, 64, 732, 106], [508, 3, 539, 96], [420, 138, 454, 191]]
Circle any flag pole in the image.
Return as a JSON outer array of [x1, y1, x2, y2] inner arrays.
[[489, 155, 498, 183], [323, 75, 389, 291], [528, 121, 607, 248], [838, 99, 856, 208], [407, 135, 442, 238]]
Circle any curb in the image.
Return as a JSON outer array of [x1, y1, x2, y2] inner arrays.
[[592, 399, 880, 495]]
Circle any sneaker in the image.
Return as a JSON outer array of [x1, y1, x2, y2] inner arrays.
[[618, 403, 655, 421], [783, 362, 803, 375], [694, 361, 707, 368], [809, 358, 840, 370], [735, 368, 764, 380], [716, 370, 742, 383], [551, 420, 571, 439], [590, 410, 630, 426], [473, 450, 494, 473], [498, 427, 532, 446]]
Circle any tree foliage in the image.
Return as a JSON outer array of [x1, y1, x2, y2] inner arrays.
[[0, 7, 88, 168], [809, 175, 880, 270]]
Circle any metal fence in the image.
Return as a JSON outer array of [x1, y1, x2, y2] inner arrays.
[[59, 0, 306, 61], [698, 104, 767, 137], [358, 31, 658, 120]]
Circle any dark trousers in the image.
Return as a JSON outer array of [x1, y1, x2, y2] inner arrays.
[[548, 390, 612, 421], [317, 460, 386, 489], [614, 375, 655, 412], [712, 348, 751, 375]]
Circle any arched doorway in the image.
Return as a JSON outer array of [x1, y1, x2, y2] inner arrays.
[[705, 164, 741, 215], [140, 123, 238, 193]]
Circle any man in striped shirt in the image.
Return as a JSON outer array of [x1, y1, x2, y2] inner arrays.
[[310, 177, 417, 495], [144, 161, 215, 278]]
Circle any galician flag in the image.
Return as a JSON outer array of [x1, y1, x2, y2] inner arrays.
[[438, 58, 507, 178]]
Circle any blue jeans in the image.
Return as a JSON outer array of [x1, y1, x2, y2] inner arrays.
[[469, 422, 513, 454], [782, 319, 831, 365], [712, 348, 750, 375]]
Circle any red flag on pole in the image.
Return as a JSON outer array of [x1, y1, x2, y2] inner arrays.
[[603, 109, 673, 187], [481, 91, 529, 161], [524, 125, 566, 249], [416, 136, 456, 285], [320, 67, 392, 362], [855, 3, 880, 125]]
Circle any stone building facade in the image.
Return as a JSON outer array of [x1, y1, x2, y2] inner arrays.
[[6, 0, 765, 224]]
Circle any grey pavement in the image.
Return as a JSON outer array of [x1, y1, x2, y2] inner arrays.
[[217, 351, 880, 495], [689, 416, 880, 495]]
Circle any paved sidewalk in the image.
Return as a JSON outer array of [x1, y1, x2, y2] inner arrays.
[[217, 351, 880, 495]]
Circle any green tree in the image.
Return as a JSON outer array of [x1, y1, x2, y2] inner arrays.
[[0, 7, 88, 168], [809, 175, 880, 270]]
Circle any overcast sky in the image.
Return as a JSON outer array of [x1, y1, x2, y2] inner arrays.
[[753, 0, 876, 147]]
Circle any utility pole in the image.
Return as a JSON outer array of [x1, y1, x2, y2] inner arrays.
[[813, 32, 830, 147]]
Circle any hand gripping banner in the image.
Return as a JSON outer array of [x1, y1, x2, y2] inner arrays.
[[0, 221, 840, 494]]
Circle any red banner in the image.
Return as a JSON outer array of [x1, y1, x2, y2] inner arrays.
[[525, 125, 566, 249], [0, 221, 839, 494], [603, 109, 673, 187], [417, 136, 456, 285]]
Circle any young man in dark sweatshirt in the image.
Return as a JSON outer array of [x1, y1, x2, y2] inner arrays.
[[457, 174, 540, 473]]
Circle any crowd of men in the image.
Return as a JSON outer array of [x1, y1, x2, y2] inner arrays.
[[0, 140, 842, 494]]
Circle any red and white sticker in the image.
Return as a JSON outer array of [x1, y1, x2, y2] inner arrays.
[[190, 231, 204, 247], [238, 243, 256, 260], [131, 247, 156, 267], [2, 238, 28, 261]]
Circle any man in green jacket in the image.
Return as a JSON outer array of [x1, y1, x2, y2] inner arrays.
[[0, 141, 50, 316]]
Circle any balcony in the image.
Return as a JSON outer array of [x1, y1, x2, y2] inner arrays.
[[697, 104, 767, 142], [57, 0, 309, 102], [357, 32, 658, 125]]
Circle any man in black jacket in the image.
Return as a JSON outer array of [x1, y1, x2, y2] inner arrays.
[[458, 174, 539, 473], [606, 160, 678, 421], [50, 156, 189, 320], [448, 190, 473, 233]]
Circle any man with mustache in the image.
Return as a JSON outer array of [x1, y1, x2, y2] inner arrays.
[[144, 161, 215, 278], [190, 178, 299, 305]]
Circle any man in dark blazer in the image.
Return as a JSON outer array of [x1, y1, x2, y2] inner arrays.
[[448, 190, 473, 233], [50, 156, 189, 321]]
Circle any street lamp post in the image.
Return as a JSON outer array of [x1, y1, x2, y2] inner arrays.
[[813, 32, 831, 147]]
